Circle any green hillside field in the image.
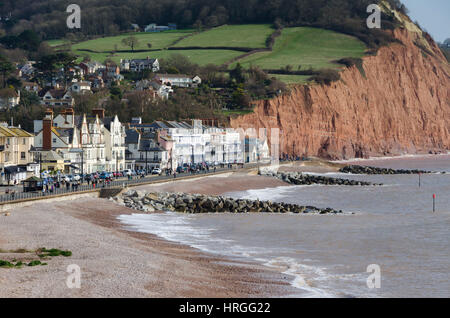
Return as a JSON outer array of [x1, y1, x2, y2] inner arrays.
[[49, 25, 367, 83], [72, 30, 193, 53], [232, 27, 366, 70], [172, 24, 273, 48]]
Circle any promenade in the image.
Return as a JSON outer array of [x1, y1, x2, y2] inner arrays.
[[0, 163, 264, 205]]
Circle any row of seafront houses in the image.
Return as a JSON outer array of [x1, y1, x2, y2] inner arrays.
[[1, 57, 201, 109], [0, 108, 270, 185]]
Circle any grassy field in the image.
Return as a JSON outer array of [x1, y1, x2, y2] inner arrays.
[[232, 27, 366, 70], [54, 25, 367, 84], [71, 31, 194, 53], [173, 24, 273, 48]]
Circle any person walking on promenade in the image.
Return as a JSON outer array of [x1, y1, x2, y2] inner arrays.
[[173, 171, 177, 179], [42, 187, 45, 196]]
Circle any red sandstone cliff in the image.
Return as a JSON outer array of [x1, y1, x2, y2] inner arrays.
[[230, 28, 450, 160]]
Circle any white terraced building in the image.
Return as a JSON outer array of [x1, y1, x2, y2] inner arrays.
[[148, 120, 244, 169]]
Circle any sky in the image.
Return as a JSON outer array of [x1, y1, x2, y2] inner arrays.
[[401, 0, 449, 43]]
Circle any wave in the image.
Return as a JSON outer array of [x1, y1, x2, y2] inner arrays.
[[118, 211, 345, 297]]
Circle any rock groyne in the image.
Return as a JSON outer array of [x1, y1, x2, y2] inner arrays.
[[115, 190, 345, 215], [339, 165, 432, 175], [259, 171, 380, 186]]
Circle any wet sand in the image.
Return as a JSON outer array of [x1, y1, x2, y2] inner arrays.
[[0, 172, 298, 298], [132, 171, 287, 195]]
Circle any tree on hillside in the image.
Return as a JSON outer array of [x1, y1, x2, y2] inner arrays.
[[160, 54, 197, 74], [121, 36, 139, 52], [35, 52, 77, 88], [0, 56, 14, 88], [229, 63, 245, 84]]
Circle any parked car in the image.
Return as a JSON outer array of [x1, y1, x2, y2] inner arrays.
[[99, 172, 111, 180], [152, 168, 162, 175], [72, 174, 81, 181], [176, 166, 186, 173], [123, 169, 133, 176]]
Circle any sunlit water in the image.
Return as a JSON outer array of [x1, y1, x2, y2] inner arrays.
[[119, 154, 450, 297]]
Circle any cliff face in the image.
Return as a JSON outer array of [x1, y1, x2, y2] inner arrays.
[[230, 28, 450, 159]]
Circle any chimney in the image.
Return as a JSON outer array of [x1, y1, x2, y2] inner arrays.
[[42, 108, 53, 151], [92, 108, 105, 119]]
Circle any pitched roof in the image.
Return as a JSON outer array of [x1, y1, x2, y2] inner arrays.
[[0, 126, 33, 137], [47, 89, 69, 99], [54, 127, 75, 144], [130, 58, 157, 64], [41, 150, 64, 161], [125, 128, 140, 144], [8, 127, 33, 137]]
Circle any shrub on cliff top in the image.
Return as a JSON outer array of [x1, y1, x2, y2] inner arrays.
[[336, 57, 366, 78], [309, 69, 341, 85]]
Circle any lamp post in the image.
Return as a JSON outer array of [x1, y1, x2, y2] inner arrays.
[[145, 145, 148, 174], [81, 148, 84, 179]]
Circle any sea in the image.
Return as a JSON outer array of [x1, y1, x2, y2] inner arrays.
[[118, 154, 450, 297]]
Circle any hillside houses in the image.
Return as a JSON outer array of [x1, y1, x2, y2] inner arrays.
[[23, 82, 40, 93], [144, 23, 177, 32], [155, 74, 201, 88], [135, 79, 173, 99], [40, 89, 74, 107], [120, 58, 160, 72], [17, 61, 36, 79], [69, 81, 91, 94], [0, 88, 20, 109], [79, 61, 104, 76]]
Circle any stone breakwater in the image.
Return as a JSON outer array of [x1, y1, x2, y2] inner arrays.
[[339, 165, 432, 175], [259, 171, 381, 186], [114, 190, 344, 214]]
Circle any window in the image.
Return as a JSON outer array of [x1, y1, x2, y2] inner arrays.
[[53, 138, 57, 143], [21, 152, 26, 159], [23, 138, 26, 145]]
